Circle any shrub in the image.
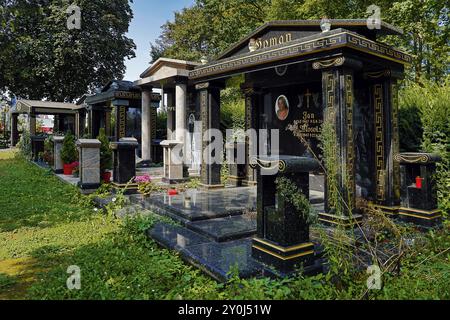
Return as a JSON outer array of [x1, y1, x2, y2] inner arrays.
[[60, 131, 78, 165], [97, 128, 112, 173], [16, 130, 32, 160], [399, 78, 450, 214]]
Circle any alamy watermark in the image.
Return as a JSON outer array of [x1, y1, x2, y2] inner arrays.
[[67, 265, 81, 290], [168, 127, 281, 175], [367, 5, 381, 30], [66, 4, 81, 30], [367, 265, 382, 290]]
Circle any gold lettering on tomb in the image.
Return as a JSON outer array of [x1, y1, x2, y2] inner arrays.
[[254, 33, 293, 50], [298, 111, 323, 139]]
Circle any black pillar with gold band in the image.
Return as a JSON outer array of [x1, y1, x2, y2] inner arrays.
[[114, 105, 127, 141], [365, 70, 402, 215], [314, 57, 363, 228], [251, 155, 322, 273], [196, 81, 224, 189]]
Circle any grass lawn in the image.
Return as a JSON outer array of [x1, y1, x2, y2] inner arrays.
[[0, 149, 449, 300]]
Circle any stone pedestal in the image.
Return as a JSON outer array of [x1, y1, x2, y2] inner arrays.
[[395, 153, 442, 227], [226, 142, 247, 187], [251, 155, 322, 273], [76, 139, 101, 190], [53, 136, 65, 174], [161, 140, 185, 183], [111, 138, 139, 191], [31, 135, 45, 161]]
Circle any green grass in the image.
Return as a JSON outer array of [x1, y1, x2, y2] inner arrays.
[[0, 150, 449, 300]]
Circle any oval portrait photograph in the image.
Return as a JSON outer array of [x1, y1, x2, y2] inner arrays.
[[275, 95, 289, 121]]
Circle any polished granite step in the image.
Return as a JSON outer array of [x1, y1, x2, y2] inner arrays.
[[140, 187, 257, 222], [186, 214, 257, 242], [147, 222, 269, 281], [148, 222, 325, 282]]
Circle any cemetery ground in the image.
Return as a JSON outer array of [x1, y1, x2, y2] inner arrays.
[[0, 149, 449, 300]]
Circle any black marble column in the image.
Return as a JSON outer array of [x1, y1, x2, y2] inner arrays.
[[314, 57, 362, 227], [365, 70, 401, 208], [11, 113, 19, 147], [242, 87, 260, 186], [196, 82, 223, 189], [115, 106, 127, 141]]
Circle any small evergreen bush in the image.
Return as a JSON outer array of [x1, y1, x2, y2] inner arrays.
[[60, 131, 78, 165], [97, 128, 112, 173]]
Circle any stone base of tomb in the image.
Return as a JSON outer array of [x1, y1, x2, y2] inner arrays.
[[112, 181, 139, 195], [398, 207, 442, 228], [199, 183, 225, 190], [318, 212, 363, 229], [162, 177, 189, 184], [78, 182, 101, 190], [228, 175, 246, 187], [243, 180, 257, 186], [251, 237, 320, 274], [136, 160, 154, 168], [369, 204, 442, 228]]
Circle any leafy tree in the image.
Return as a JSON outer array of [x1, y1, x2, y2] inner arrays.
[[0, 0, 136, 102], [385, 0, 449, 82], [150, 0, 269, 62], [150, 0, 448, 81]]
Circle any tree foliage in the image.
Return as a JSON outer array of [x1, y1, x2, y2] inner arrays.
[[0, 0, 136, 102], [151, 0, 449, 81]]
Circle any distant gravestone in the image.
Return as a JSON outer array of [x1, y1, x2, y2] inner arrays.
[[76, 139, 101, 190], [53, 136, 65, 174], [111, 137, 139, 186]]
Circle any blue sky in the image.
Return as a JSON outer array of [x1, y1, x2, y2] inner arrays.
[[124, 0, 195, 81]]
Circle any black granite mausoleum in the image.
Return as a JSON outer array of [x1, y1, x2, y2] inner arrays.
[[189, 19, 413, 229]]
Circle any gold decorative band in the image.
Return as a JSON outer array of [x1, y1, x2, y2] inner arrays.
[[312, 57, 345, 69], [253, 245, 315, 261], [253, 238, 314, 253], [394, 153, 431, 164]]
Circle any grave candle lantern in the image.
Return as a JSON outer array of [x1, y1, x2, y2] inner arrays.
[[415, 176, 423, 189]]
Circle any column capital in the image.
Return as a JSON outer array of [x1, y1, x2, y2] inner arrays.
[[240, 85, 262, 96], [195, 81, 225, 91], [364, 69, 404, 80], [313, 56, 362, 70], [174, 77, 188, 86], [140, 84, 153, 92]]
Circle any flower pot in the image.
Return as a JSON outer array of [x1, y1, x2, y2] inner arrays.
[[102, 172, 111, 184], [63, 164, 73, 175]]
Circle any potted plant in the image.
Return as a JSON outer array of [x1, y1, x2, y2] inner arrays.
[[60, 131, 78, 175], [97, 128, 112, 184]]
